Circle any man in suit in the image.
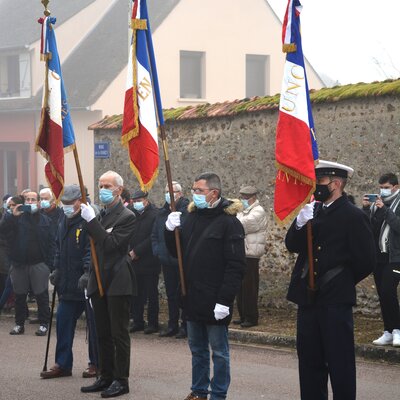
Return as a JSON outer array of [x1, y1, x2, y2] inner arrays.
[[285, 160, 376, 400], [80, 171, 136, 398]]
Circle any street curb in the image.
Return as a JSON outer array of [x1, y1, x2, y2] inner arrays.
[[228, 328, 400, 364]]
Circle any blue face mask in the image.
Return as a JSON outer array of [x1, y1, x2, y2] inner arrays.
[[133, 201, 145, 212], [165, 193, 171, 205], [6, 208, 12, 214], [29, 203, 38, 214], [192, 193, 209, 209], [62, 205, 75, 218], [40, 200, 51, 209], [241, 199, 250, 209], [99, 188, 115, 205], [3, 202, 7, 210]]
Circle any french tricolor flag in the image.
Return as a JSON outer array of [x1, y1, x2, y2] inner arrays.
[[36, 16, 75, 202], [122, 0, 163, 191], [274, 0, 319, 224]]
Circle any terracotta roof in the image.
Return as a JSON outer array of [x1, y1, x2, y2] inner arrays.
[[88, 78, 400, 130]]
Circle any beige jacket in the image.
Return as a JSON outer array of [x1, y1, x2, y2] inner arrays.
[[237, 200, 267, 258]]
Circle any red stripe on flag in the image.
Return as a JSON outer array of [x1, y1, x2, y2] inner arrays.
[[122, 87, 136, 136], [276, 112, 315, 182], [36, 110, 64, 199], [128, 123, 158, 187]]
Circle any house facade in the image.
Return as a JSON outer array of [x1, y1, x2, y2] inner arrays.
[[0, 0, 324, 197]]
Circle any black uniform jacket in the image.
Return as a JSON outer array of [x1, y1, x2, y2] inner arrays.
[[285, 195, 376, 306], [85, 201, 136, 297], [165, 198, 245, 325]]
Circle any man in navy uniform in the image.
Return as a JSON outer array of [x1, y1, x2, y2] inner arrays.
[[285, 160, 376, 400]]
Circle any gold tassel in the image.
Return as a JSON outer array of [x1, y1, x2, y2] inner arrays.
[[282, 43, 297, 53]]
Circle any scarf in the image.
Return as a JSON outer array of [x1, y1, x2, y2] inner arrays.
[[372, 190, 400, 253]]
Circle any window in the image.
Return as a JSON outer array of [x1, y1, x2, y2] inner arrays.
[[246, 54, 270, 98], [180, 50, 205, 99], [0, 53, 31, 98]]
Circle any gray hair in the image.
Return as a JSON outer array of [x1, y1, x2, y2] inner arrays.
[[39, 187, 54, 201], [194, 172, 221, 195], [165, 181, 182, 192], [100, 171, 124, 187]]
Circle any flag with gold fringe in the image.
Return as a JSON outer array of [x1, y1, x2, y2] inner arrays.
[[35, 15, 75, 202], [274, 0, 319, 224], [122, 0, 163, 192]]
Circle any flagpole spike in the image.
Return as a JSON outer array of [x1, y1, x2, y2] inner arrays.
[[41, 0, 51, 16]]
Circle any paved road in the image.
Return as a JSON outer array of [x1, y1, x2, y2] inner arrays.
[[1, 317, 400, 400]]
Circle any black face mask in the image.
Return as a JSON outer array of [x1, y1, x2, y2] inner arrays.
[[314, 184, 332, 202]]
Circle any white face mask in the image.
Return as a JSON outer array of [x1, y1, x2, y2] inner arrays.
[[380, 188, 393, 198]]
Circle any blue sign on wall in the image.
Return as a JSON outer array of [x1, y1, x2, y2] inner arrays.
[[94, 142, 111, 159]]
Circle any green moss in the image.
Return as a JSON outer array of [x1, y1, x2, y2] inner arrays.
[[96, 79, 400, 127]]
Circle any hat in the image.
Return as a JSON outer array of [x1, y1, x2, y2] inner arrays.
[[2, 194, 11, 202], [131, 189, 148, 200], [315, 160, 354, 179], [239, 185, 258, 195], [61, 185, 82, 202]]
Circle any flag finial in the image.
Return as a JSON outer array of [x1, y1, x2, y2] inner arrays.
[[41, 0, 51, 16]]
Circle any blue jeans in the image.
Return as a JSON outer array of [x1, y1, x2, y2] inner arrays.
[[187, 321, 230, 400], [55, 300, 85, 370]]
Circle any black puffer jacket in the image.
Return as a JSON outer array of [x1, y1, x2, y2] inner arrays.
[[151, 197, 189, 267], [165, 198, 245, 325]]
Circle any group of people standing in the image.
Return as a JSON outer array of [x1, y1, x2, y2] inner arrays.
[[1, 162, 398, 400]]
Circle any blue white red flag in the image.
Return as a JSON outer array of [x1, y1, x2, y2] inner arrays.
[[122, 0, 163, 191], [274, 0, 319, 224], [36, 16, 75, 202]]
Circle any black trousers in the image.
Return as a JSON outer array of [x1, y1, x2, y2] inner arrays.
[[162, 264, 186, 330], [236, 257, 259, 324], [132, 273, 159, 328], [373, 262, 400, 332], [297, 304, 356, 400], [91, 293, 131, 382]]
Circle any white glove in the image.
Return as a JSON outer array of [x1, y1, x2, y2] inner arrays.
[[296, 201, 315, 228], [80, 203, 96, 222], [214, 303, 230, 320], [165, 211, 182, 231]]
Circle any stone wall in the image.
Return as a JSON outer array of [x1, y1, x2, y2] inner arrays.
[[93, 95, 400, 314]]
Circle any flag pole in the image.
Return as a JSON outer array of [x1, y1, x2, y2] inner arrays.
[[159, 125, 186, 296], [39, 0, 104, 298], [140, 1, 186, 296], [72, 147, 104, 297]]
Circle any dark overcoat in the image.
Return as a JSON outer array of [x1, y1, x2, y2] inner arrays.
[[130, 203, 160, 276], [85, 201, 136, 296], [54, 212, 91, 301], [286, 195, 376, 306]]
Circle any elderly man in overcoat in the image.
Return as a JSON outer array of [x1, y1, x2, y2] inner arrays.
[[80, 171, 136, 398]]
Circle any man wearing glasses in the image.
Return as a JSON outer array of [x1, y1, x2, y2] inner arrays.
[[165, 172, 245, 400]]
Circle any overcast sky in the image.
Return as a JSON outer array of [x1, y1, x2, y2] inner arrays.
[[267, 0, 400, 86]]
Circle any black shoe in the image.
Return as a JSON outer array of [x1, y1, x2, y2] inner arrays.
[[35, 325, 48, 336], [10, 325, 24, 335], [159, 327, 179, 337], [101, 380, 129, 398], [175, 327, 187, 339], [81, 377, 113, 393], [144, 325, 159, 334], [232, 319, 243, 325], [129, 324, 144, 333], [240, 321, 257, 328]]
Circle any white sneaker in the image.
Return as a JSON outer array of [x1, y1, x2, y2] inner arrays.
[[392, 329, 400, 347], [373, 331, 393, 346]]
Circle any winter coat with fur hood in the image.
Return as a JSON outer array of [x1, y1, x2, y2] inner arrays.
[[165, 197, 246, 325]]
